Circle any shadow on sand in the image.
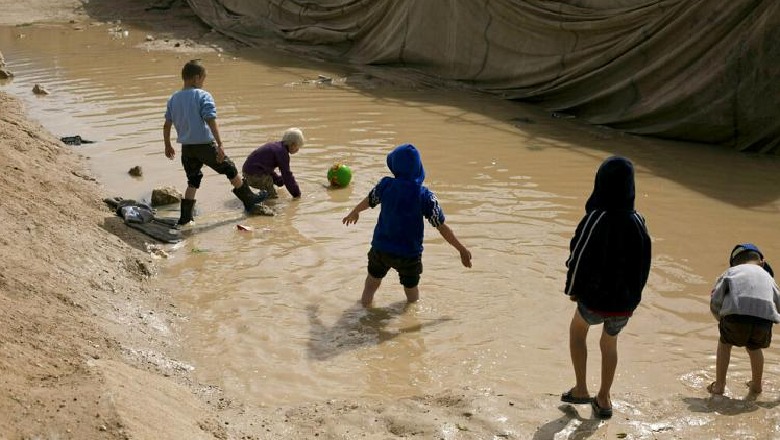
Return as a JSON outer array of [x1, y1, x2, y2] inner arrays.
[[306, 301, 451, 361], [683, 394, 780, 416], [532, 404, 602, 440]]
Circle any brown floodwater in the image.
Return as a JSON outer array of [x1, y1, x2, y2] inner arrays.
[[3, 22, 780, 438]]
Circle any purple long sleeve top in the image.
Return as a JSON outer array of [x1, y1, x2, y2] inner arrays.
[[242, 141, 301, 197]]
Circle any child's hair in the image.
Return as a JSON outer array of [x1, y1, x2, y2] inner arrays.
[[181, 59, 206, 80], [729, 243, 775, 277], [731, 250, 762, 266], [282, 127, 304, 148]]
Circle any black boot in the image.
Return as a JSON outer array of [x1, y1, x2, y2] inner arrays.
[[178, 198, 196, 225], [232, 180, 267, 211]]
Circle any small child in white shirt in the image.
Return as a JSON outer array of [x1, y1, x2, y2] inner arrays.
[[708, 243, 780, 395]]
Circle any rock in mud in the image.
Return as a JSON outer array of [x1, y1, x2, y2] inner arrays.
[[151, 186, 182, 206], [32, 84, 50, 95]]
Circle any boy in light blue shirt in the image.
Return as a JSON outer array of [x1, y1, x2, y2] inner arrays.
[[163, 59, 265, 224]]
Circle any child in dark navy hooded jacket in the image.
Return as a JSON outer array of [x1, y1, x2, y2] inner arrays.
[[343, 144, 472, 308], [562, 156, 651, 419]]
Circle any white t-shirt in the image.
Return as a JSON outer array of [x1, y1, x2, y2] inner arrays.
[[710, 263, 780, 323]]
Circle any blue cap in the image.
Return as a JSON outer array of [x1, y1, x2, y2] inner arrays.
[[730, 243, 773, 277]]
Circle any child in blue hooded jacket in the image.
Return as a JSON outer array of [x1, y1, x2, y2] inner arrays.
[[343, 144, 472, 308], [562, 156, 651, 419]]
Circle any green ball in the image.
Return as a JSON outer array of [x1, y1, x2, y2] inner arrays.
[[327, 163, 352, 187]]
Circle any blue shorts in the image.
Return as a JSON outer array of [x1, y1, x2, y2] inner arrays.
[[577, 302, 630, 336]]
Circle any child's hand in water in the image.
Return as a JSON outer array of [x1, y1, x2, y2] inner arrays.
[[459, 248, 472, 268], [342, 211, 359, 226]]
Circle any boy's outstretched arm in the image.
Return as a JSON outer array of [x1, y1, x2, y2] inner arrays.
[[436, 223, 472, 268], [343, 196, 370, 226], [163, 120, 175, 159]]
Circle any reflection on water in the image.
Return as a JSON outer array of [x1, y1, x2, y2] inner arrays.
[[3, 22, 780, 438]]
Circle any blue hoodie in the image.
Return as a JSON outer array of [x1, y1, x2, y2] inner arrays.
[[368, 144, 445, 258], [565, 156, 652, 315]]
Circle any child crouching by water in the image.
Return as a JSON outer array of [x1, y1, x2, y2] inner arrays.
[[709, 243, 780, 396]]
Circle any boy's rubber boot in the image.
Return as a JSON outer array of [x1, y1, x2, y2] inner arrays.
[[177, 198, 196, 225], [232, 180, 267, 211]]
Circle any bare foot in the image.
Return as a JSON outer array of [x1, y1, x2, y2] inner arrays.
[[746, 380, 762, 395], [707, 381, 725, 395]]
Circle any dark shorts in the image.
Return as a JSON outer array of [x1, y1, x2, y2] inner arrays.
[[181, 143, 238, 188], [577, 302, 630, 336], [719, 314, 773, 350], [367, 248, 422, 289]]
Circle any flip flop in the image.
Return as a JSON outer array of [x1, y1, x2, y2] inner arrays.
[[561, 389, 592, 404], [591, 399, 613, 419], [707, 381, 724, 395]]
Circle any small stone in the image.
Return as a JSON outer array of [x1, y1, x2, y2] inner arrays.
[[0, 69, 14, 79], [128, 166, 143, 177], [98, 425, 107, 431], [145, 34, 154, 41], [32, 84, 50, 95]]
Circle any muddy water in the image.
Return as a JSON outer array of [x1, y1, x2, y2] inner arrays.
[[4, 22, 780, 437]]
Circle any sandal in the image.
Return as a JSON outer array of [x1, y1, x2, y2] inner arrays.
[[561, 389, 592, 404], [591, 398, 613, 419]]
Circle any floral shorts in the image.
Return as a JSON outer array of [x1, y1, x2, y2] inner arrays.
[[577, 302, 630, 336]]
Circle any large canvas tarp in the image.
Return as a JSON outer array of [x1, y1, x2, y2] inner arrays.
[[186, 0, 780, 152]]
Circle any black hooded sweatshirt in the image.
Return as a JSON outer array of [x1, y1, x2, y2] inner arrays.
[[564, 156, 652, 316]]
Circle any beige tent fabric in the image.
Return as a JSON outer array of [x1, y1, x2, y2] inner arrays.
[[186, 0, 780, 152]]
